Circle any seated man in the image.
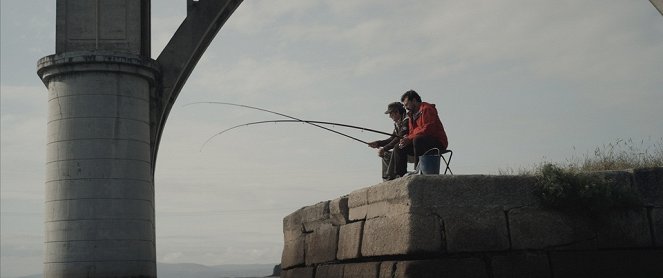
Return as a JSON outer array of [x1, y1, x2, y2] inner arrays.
[[368, 102, 409, 180], [394, 90, 448, 177]]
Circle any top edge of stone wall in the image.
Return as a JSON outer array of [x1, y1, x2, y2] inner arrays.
[[285, 167, 662, 227]]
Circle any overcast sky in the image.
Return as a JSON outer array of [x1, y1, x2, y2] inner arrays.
[[1, 1, 662, 277]]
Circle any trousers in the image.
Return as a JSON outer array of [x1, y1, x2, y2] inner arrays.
[[391, 135, 446, 178]]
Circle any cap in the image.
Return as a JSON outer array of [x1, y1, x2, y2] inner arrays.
[[384, 102, 404, 114]]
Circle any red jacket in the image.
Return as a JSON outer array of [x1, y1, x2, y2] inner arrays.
[[408, 102, 448, 149]]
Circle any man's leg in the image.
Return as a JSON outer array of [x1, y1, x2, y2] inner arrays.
[[381, 151, 392, 181], [392, 145, 411, 178], [412, 136, 445, 157], [411, 136, 445, 171]]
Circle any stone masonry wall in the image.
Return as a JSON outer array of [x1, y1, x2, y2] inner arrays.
[[280, 168, 663, 278]]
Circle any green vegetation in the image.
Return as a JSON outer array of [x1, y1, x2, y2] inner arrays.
[[508, 138, 662, 212], [564, 138, 663, 172], [535, 163, 642, 213]]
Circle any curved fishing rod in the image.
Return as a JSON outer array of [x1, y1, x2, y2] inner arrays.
[[185, 102, 395, 149], [201, 119, 399, 150]]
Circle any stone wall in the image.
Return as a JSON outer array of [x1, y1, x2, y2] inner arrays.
[[280, 168, 663, 278]]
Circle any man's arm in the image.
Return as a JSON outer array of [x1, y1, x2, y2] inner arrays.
[[407, 105, 440, 139]]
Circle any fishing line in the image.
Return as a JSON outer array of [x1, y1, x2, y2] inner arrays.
[[184, 102, 399, 150]]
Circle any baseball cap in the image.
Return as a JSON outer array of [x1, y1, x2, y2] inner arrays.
[[384, 102, 404, 114]]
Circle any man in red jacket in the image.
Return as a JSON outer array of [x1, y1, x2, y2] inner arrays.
[[393, 90, 448, 177]]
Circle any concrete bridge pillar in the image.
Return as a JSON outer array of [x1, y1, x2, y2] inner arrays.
[[37, 1, 158, 276], [37, 0, 243, 276], [37, 52, 160, 277]]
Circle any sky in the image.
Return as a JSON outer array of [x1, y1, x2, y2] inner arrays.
[[1, 0, 662, 277]]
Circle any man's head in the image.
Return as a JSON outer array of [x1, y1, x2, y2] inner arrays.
[[385, 102, 405, 122], [400, 90, 422, 113]]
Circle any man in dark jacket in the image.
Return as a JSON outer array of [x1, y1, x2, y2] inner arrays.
[[368, 102, 409, 180], [394, 90, 448, 177]]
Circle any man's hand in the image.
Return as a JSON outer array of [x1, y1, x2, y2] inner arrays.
[[367, 141, 380, 148], [378, 147, 386, 157], [398, 137, 412, 149]]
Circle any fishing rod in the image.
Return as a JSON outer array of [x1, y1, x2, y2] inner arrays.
[[185, 102, 397, 149], [201, 119, 399, 150]]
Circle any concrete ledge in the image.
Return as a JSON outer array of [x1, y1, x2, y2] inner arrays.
[[281, 168, 663, 277]]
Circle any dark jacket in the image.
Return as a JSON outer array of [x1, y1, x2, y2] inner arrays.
[[376, 117, 409, 151]]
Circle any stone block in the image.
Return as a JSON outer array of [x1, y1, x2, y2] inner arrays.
[[549, 250, 663, 278], [366, 200, 411, 219], [302, 201, 331, 224], [361, 213, 440, 257], [491, 251, 551, 278], [348, 188, 368, 221], [379, 261, 396, 278], [284, 201, 330, 236], [508, 208, 596, 250], [632, 167, 663, 207], [348, 187, 369, 208], [337, 221, 364, 260], [367, 178, 410, 203], [281, 235, 305, 269], [281, 267, 314, 278], [393, 258, 488, 278], [653, 208, 663, 247], [344, 262, 380, 278], [437, 207, 509, 252], [595, 209, 652, 248], [315, 264, 344, 278], [406, 175, 540, 210], [349, 205, 368, 221], [330, 196, 349, 225], [305, 223, 338, 265]]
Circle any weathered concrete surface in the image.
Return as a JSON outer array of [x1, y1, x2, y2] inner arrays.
[[438, 207, 510, 252], [491, 252, 551, 278], [305, 223, 338, 265], [509, 208, 597, 250], [653, 208, 663, 247], [394, 258, 489, 278], [337, 221, 363, 260], [56, 0, 148, 55], [378, 261, 396, 278], [549, 250, 663, 278], [40, 0, 245, 276], [595, 209, 652, 248], [632, 167, 663, 207], [39, 52, 159, 278], [282, 168, 663, 277], [315, 264, 344, 278], [343, 262, 380, 278], [281, 234, 305, 269], [330, 196, 349, 225], [361, 213, 441, 256]]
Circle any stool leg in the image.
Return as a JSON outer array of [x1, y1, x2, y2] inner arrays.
[[442, 150, 453, 175]]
